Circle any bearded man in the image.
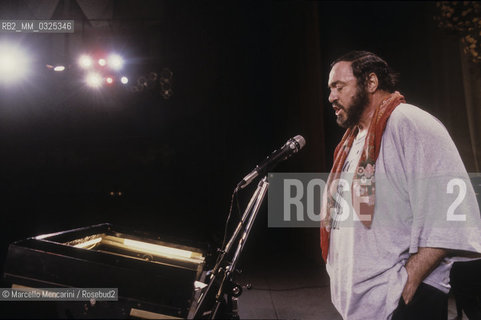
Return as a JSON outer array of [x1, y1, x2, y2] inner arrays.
[[320, 51, 481, 320]]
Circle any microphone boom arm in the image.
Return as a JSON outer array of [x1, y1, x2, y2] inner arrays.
[[190, 177, 269, 319]]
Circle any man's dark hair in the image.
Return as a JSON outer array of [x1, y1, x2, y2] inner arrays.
[[331, 51, 398, 93]]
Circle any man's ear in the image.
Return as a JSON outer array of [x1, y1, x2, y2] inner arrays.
[[366, 72, 378, 93]]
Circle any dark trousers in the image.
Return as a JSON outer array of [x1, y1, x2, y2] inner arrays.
[[391, 282, 448, 320]]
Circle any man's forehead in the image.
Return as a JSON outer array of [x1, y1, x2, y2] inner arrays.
[[328, 61, 355, 86]]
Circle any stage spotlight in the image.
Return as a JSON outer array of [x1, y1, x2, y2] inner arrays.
[[120, 76, 128, 84], [78, 55, 92, 69], [0, 44, 30, 83], [98, 58, 106, 67], [107, 54, 123, 70], [85, 72, 102, 88], [54, 65, 65, 72], [106, 76, 113, 84]]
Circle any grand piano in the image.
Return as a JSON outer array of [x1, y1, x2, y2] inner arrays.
[[3, 223, 209, 319]]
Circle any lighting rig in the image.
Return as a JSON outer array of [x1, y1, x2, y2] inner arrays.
[[0, 42, 173, 99]]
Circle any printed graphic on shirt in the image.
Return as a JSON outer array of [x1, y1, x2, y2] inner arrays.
[[332, 133, 366, 229]]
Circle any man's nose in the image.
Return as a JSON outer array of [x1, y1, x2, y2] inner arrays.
[[328, 90, 337, 104]]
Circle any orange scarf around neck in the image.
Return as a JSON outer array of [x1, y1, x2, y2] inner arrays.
[[320, 91, 405, 262]]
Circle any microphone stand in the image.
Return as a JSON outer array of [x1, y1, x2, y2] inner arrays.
[[190, 176, 269, 319]]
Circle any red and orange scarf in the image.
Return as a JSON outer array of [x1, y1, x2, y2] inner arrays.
[[320, 91, 405, 262]]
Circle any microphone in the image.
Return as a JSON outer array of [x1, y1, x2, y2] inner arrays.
[[236, 135, 306, 191]]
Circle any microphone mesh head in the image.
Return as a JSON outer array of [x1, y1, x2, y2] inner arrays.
[[293, 135, 306, 149]]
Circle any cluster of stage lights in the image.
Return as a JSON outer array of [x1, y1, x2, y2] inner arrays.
[[0, 44, 171, 96], [78, 54, 129, 88]]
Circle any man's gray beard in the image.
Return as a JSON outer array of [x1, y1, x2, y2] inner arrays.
[[337, 86, 369, 129]]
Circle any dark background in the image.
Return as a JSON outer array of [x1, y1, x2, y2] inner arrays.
[[0, 1, 476, 315]]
